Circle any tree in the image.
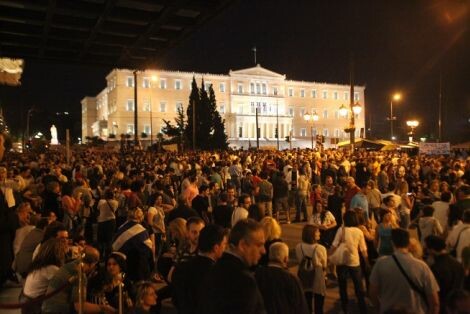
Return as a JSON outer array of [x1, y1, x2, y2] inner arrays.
[[208, 84, 228, 149], [198, 79, 213, 150], [185, 77, 200, 150], [162, 106, 186, 149]]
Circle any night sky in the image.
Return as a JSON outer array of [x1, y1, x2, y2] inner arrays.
[[0, 0, 469, 143]]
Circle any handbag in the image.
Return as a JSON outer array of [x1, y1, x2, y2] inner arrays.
[[329, 226, 349, 265]]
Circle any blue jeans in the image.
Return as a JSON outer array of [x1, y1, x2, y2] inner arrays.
[[295, 194, 308, 220], [337, 265, 367, 313]]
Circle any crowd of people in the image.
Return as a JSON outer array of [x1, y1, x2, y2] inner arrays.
[[0, 137, 470, 313]]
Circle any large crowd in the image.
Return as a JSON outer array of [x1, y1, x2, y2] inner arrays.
[[0, 136, 470, 314]]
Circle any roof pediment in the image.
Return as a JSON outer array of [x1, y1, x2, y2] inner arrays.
[[229, 64, 285, 79]]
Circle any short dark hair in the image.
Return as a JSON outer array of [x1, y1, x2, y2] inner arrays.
[[186, 216, 205, 229], [301, 224, 318, 244], [238, 193, 250, 205], [42, 221, 67, 243], [229, 219, 262, 246], [441, 191, 452, 203], [343, 210, 359, 227], [391, 228, 410, 248], [199, 184, 209, 193], [107, 252, 127, 273], [198, 224, 228, 253], [422, 205, 435, 217], [424, 235, 446, 252], [218, 192, 228, 203]]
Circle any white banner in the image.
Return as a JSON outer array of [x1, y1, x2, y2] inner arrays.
[[419, 142, 450, 155]]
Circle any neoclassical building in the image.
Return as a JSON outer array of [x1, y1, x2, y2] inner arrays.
[[81, 65, 365, 148]]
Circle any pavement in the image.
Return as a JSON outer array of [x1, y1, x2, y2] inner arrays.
[[0, 217, 374, 314]]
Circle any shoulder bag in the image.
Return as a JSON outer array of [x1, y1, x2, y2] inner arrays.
[[329, 226, 349, 265], [391, 254, 428, 308]]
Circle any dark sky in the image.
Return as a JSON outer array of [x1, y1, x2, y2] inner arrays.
[[1, 0, 469, 142]]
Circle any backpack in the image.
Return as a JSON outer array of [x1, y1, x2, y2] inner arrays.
[[297, 244, 316, 289]]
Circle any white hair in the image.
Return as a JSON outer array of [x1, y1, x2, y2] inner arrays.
[[269, 242, 289, 263]]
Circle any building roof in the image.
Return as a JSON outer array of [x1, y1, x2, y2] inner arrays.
[[0, 0, 236, 67]]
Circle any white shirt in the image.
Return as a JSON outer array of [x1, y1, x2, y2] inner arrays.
[[446, 222, 470, 262], [97, 199, 118, 223], [231, 207, 248, 227], [332, 227, 367, 267], [432, 201, 449, 232], [23, 265, 59, 298]]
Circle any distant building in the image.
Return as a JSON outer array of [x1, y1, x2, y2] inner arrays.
[[81, 64, 365, 148]]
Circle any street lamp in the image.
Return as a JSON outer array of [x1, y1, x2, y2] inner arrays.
[[304, 110, 319, 149], [150, 75, 157, 146], [339, 101, 362, 147], [388, 93, 401, 141], [406, 120, 419, 143]]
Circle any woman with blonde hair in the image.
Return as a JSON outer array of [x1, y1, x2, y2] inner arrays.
[[131, 281, 158, 314], [258, 217, 282, 266]]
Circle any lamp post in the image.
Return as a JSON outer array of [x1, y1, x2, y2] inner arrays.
[[406, 120, 419, 143], [150, 75, 157, 146], [388, 93, 401, 140], [339, 102, 362, 149], [304, 110, 319, 149], [133, 70, 138, 147]]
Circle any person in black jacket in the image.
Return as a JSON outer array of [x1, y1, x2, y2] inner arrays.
[[172, 224, 228, 314], [200, 219, 266, 314], [255, 242, 309, 314], [167, 193, 199, 224]]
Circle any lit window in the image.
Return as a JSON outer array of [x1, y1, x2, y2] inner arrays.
[[220, 104, 225, 114], [323, 110, 328, 119], [300, 108, 305, 116], [143, 98, 151, 112], [126, 124, 134, 134], [126, 99, 134, 111], [335, 129, 340, 137], [175, 80, 182, 90], [335, 111, 339, 119], [250, 83, 255, 94], [288, 88, 293, 97], [256, 83, 261, 94], [312, 90, 317, 98], [300, 89, 305, 98], [354, 92, 360, 101], [322, 90, 328, 99], [220, 83, 225, 93], [262, 83, 267, 95], [300, 128, 306, 137], [273, 87, 278, 95], [143, 125, 151, 135], [204, 82, 211, 91], [160, 102, 166, 112], [288, 107, 294, 116], [333, 91, 338, 100], [160, 79, 167, 89], [126, 77, 134, 87], [323, 128, 329, 137], [238, 84, 243, 94], [312, 128, 317, 136], [344, 91, 349, 100], [142, 77, 150, 88], [251, 102, 255, 114]]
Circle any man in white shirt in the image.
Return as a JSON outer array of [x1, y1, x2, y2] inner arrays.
[[231, 194, 251, 227], [446, 209, 470, 262], [432, 192, 451, 232]]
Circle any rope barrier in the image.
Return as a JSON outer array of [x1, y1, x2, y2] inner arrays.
[[0, 276, 76, 309]]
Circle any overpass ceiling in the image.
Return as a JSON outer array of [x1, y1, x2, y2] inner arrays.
[[0, 0, 236, 68]]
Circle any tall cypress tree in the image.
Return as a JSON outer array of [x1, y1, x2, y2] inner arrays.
[[208, 85, 228, 150], [198, 79, 212, 150], [185, 77, 199, 150]]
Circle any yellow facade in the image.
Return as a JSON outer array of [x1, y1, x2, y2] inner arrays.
[[81, 65, 366, 148]]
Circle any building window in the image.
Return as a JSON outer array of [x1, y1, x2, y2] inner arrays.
[[126, 76, 134, 87], [220, 103, 225, 114], [175, 80, 182, 90], [354, 92, 359, 101], [126, 99, 134, 111], [300, 89, 305, 98], [262, 102, 267, 114], [160, 102, 166, 112], [160, 78, 167, 89], [250, 83, 255, 94], [262, 83, 267, 95], [143, 98, 151, 112], [238, 84, 243, 94], [256, 83, 261, 94], [300, 108, 305, 117], [288, 88, 293, 97], [334, 129, 340, 138], [143, 125, 151, 135], [126, 124, 134, 134], [204, 82, 211, 91], [312, 128, 317, 136], [142, 77, 150, 88], [335, 111, 339, 119], [333, 91, 338, 100], [344, 91, 349, 100], [312, 90, 317, 98], [250, 102, 255, 114], [323, 110, 328, 119], [322, 90, 328, 99], [300, 128, 307, 137], [176, 102, 183, 112], [219, 83, 225, 93], [238, 126, 243, 138], [273, 87, 278, 95], [288, 107, 294, 116], [323, 128, 329, 137]]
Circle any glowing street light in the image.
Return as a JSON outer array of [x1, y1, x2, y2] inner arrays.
[[150, 74, 158, 145], [304, 111, 319, 149], [388, 92, 402, 140], [406, 120, 419, 143]]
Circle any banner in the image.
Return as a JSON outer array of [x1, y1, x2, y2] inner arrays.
[[419, 142, 450, 155]]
